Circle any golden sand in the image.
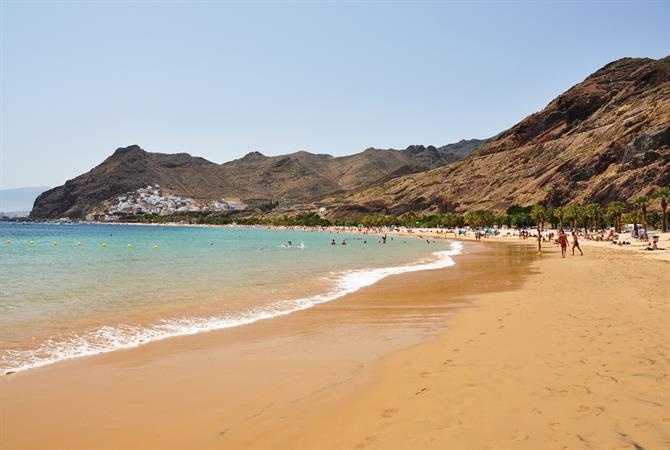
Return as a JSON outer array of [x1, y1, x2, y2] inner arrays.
[[1, 241, 668, 449]]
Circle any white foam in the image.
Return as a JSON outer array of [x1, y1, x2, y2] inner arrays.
[[2, 241, 463, 375]]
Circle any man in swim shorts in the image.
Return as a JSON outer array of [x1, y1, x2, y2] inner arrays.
[[572, 231, 583, 256]]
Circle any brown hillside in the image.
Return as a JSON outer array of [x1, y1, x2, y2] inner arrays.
[[31, 140, 487, 218], [327, 56, 670, 217]]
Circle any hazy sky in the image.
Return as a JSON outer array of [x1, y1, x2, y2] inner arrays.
[[1, 1, 668, 189]]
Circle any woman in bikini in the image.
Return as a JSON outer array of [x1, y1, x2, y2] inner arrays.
[[558, 229, 569, 258]]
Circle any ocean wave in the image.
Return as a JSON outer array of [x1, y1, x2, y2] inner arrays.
[[1, 241, 463, 375]]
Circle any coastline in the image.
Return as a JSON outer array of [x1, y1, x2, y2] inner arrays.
[[1, 240, 668, 449], [278, 243, 669, 450], [0, 241, 534, 449], [0, 225, 462, 375]]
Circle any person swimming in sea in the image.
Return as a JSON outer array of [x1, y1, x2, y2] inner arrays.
[[341, 240, 347, 245], [331, 239, 336, 245], [382, 234, 387, 244]]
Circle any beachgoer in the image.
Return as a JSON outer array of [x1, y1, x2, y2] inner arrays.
[[571, 232, 583, 256], [558, 229, 568, 258], [331, 239, 336, 245], [341, 240, 347, 245]]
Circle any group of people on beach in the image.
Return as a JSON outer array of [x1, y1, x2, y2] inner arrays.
[[556, 229, 583, 258]]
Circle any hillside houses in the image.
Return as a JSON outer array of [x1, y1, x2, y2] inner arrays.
[[104, 185, 248, 217]]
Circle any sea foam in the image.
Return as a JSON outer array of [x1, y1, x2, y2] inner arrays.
[[1, 241, 463, 375]]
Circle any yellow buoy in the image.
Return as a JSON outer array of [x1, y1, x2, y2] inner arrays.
[[127, 243, 133, 248], [101, 243, 107, 247], [53, 241, 59, 246], [4, 240, 11, 245], [153, 244, 159, 249], [28, 240, 35, 245], [76, 241, 81, 246]]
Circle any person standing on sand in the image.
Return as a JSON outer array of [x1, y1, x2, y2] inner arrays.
[[572, 231, 583, 256], [558, 229, 569, 258]]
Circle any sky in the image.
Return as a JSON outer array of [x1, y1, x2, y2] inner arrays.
[[1, 1, 668, 190]]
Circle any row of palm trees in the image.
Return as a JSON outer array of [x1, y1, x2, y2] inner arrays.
[[530, 187, 669, 234]]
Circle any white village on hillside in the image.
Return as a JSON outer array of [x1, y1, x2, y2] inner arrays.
[[90, 185, 247, 221]]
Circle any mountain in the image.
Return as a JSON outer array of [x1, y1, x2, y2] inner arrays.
[[0, 186, 49, 216], [326, 56, 670, 217], [30, 140, 488, 219]]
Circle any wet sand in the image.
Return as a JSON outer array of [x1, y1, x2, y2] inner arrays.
[[2, 241, 668, 449]]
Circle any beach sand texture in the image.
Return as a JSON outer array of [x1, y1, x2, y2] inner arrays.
[[1, 241, 668, 449]]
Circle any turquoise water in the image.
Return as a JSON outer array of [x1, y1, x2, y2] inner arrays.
[[0, 222, 460, 374]]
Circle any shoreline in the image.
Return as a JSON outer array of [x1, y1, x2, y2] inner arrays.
[[0, 240, 535, 449], [1, 239, 668, 449], [9, 220, 668, 262], [278, 243, 669, 450], [1, 237, 463, 376]]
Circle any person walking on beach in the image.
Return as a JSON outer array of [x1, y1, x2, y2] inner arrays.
[[558, 229, 569, 258], [572, 231, 583, 256]]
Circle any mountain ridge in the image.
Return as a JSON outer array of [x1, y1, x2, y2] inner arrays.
[[31, 140, 489, 218], [30, 55, 670, 220]]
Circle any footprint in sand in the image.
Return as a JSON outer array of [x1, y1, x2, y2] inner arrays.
[[577, 405, 605, 416], [513, 432, 530, 441], [382, 408, 399, 418], [355, 436, 377, 449], [415, 387, 428, 395]]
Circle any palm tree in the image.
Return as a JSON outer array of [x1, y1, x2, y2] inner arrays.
[[554, 207, 565, 229], [653, 187, 669, 232], [583, 203, 602, 232], [636, 196, 651, 231], [530, 205, 546, 252], [607, 201, 626, 233], [564, 204, 580, 231]]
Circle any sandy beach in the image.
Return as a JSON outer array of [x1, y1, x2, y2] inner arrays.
[[1, 238, 668, 449]]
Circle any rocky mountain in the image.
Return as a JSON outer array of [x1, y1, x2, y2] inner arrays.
[[326, 56, 670, 217], [30, 140, 488, 218]]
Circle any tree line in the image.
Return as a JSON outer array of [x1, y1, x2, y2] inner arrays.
[[111, 188, 669, 232]]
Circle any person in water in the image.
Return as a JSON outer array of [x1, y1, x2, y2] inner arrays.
[[287, 241, 292, 247], [557, 229, 569, 258], [341, 240, 347, 245], [382, 234, 387, 244], [571, 232, 583, 256], [331, 239, 336, 245]]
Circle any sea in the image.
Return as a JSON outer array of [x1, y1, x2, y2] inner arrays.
[[0, 222, 462, 374]]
